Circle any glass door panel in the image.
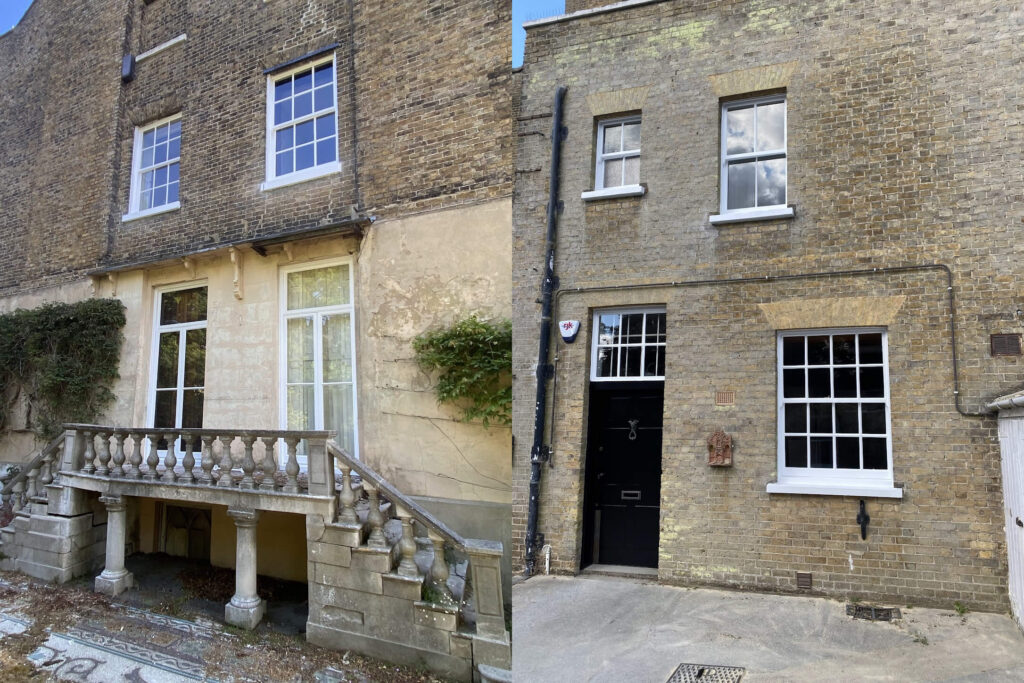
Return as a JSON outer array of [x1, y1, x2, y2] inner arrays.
[[150, 286, 207, 454]]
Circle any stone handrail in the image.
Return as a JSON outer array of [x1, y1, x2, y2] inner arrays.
[[60, 424, 337, 498], [327, 441, 507, 640], [1, 432, 67, 512]]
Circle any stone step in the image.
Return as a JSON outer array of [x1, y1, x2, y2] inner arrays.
[[478, 664, 514, 683]]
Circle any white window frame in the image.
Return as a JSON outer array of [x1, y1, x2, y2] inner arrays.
[[768, 327, 902, 498], [262, 54, 342, 192], [146, 281, 208, 455], [590, 307, 666, 382], [278, 257, 359, 461], [582, 116, 646, 201], [710, 95, 793, 225], [123, 114, 182, 222]]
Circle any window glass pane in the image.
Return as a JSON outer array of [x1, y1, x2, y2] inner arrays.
[[167, 182, 179, 204], [155, 166, 168, 186], [785, 436, 807, 468], [602, 123, 621, 154], [294, 69, 312, 93], [809, 437, 832, 468], [725, 105, 755, 154], [808, 368, 831, 398], [810, 403, 832, 433], [169, 120, 181, 138], [603, 158, 623, 188], [782, 369, 804, 398], [287, 265, 350, 309], [155, 144, 167, 165], [287, 316, 315, 383], [861, 403, 886, 434], [324, 383, 355, 454], [782, 336, 804, 366], [623, 314, 644, 343], [807, 336, 830, 365], [726, 162, 755, 210], [156, 332, 179, 389], [836, 437, 859, 469], [276, 151, 293, 177], [153, 186, 167, 207], [784, 403, 806, 432], [296, 119, 315, 145], [314, 63, 333, 87], [183, 328, 206, 387], [316, 114, 335, 140], [598, 314, 620, 345], [168, 163, 179, 183], [835, 403, 859, 433], [596, 347, 615, 377], [622, 346, 641, 376], [756, 101, 785, 151], [143, 129, 155, 147], [859, 333, 883, 364], [859, 367, 884, 397], [317, 139, 337, 164], [322, 313, 352, 382], [294, 91, 313, 119], [142, 147, 154, 168], [833, 335, 856, 364], [296, 143, 315, 171], [863, 438, 887, 469], [622, 122, 640, 151], [656, 349, 666, 377], [275, 100, 291, 126], [277, 127, 294, 152], [623, 156, 640, 185], [168, 135, 180, 160], [275, 78, 291, 101], [154, 390, 177, 429], [155, 125, 168, 144], [314, 85, 334, 112], [756, 158, 786, 207], [834, 367, 857, 397], [645, 314, 666, 343], [182, 389, 204, 429], [286, 385, 316, 430], [160, 287, 207, 324], [141, 189, 153, 211]]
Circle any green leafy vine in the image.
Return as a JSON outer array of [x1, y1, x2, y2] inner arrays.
[[412, 316, 512, 427], [0, 298, 126, 440]]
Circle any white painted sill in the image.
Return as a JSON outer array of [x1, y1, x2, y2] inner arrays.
[[766, 481, 904, 499], [261, 162, 341, 192], [581, 184, 646, 201], [122, 202, 180, 223], [709, 205, 794, 225]]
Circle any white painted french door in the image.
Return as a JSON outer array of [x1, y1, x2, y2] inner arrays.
[[148, 284, 207, 452], [280, 259, 358, 460]]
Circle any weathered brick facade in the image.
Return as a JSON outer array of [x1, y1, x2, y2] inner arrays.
[[513, 0, 1022, 612]]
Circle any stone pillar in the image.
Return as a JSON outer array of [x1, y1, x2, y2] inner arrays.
[[225, 508, 265, 629], [95, 494, 133, 596]]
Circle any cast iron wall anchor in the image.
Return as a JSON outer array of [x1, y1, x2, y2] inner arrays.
[[856, 499, 870, 540]]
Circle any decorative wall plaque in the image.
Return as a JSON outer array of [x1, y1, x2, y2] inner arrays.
[[707, 429, 733, 467]]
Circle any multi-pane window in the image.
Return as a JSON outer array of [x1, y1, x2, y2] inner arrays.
[[778, 329, 892, 483], [591, 309, 666, 381], [266, 57, 338, 186], [721, 96, 786, 212], [150, 286, 207, 451], [126, 116, 181, 219], [281, 261, 357, 458], [595, 118, 641, 189]]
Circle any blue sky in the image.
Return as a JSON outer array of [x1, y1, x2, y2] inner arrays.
[[1, 1, 562, 66]]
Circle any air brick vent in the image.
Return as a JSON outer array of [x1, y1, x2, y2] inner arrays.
[[991, 334, 1022, 356]]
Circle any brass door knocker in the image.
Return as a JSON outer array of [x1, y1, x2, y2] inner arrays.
[[627, 419, 639, 441]]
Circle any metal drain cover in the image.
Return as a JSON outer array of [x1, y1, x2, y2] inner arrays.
[[667, 663, 745, 683], [846, 604, 902, 621]]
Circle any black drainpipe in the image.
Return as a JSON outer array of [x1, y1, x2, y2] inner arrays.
[[525, 85, 567, 578]]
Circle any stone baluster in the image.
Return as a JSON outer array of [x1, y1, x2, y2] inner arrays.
[[364, 483, 387, 548], [162, 433, 178, 483], [428, 530, 455, 606], [224, 508, 265, 629], [95, 494, 133, 596], [282, 437, 300, 493], [337, 469, 358, 524], [259, 437, 277, 491], [95, 430, 111, 476], [395, 509, 419, 578], [200, 435, 215, 485], [81, 431, 96, 474], [239, 435, 257, 489], [110, 431, 126, 478], [145, 432, 160, 480], [25, 465, 39, 500], [40, 447, 55, 487], [11, 479, 25, 512], [216, 435, 234, 487], [128, 432, 144, 479], [180, 433, 195, 484]]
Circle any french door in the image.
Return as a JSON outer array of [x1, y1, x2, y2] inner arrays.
[[149, 285, 207, 451], [280, 260, 357, 459]]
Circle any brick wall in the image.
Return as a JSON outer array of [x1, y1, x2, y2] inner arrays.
[[513, 0, 1022, 611]]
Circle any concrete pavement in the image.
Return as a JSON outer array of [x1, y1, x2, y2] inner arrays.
[[513, 574, 1024, 682]]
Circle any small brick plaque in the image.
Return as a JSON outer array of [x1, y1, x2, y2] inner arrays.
[[707, 430, 733, 467]]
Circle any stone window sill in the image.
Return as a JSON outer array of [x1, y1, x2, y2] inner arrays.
[[261, 162, 341, 192], [122, 202, 180, 223], [709, 205, 794, 225], [581, 184, 646, 202], [766, 481, 903, 499]]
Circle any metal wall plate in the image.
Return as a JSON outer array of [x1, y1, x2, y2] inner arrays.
[[846, 604, 902, 621], [667, 663, 746, 683]]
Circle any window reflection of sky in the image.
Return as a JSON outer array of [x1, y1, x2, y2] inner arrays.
[[725, 100, 786, 209]]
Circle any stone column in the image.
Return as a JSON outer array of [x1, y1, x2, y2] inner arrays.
[[225, 508, 265, 629], [95, 494, 133, 596]]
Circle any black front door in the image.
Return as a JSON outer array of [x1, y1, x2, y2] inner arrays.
[[583, 383, 664, 568]]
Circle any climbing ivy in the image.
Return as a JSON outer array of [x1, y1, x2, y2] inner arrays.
[[412, 316, 512, 427], [0, 298, 126, 440]]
